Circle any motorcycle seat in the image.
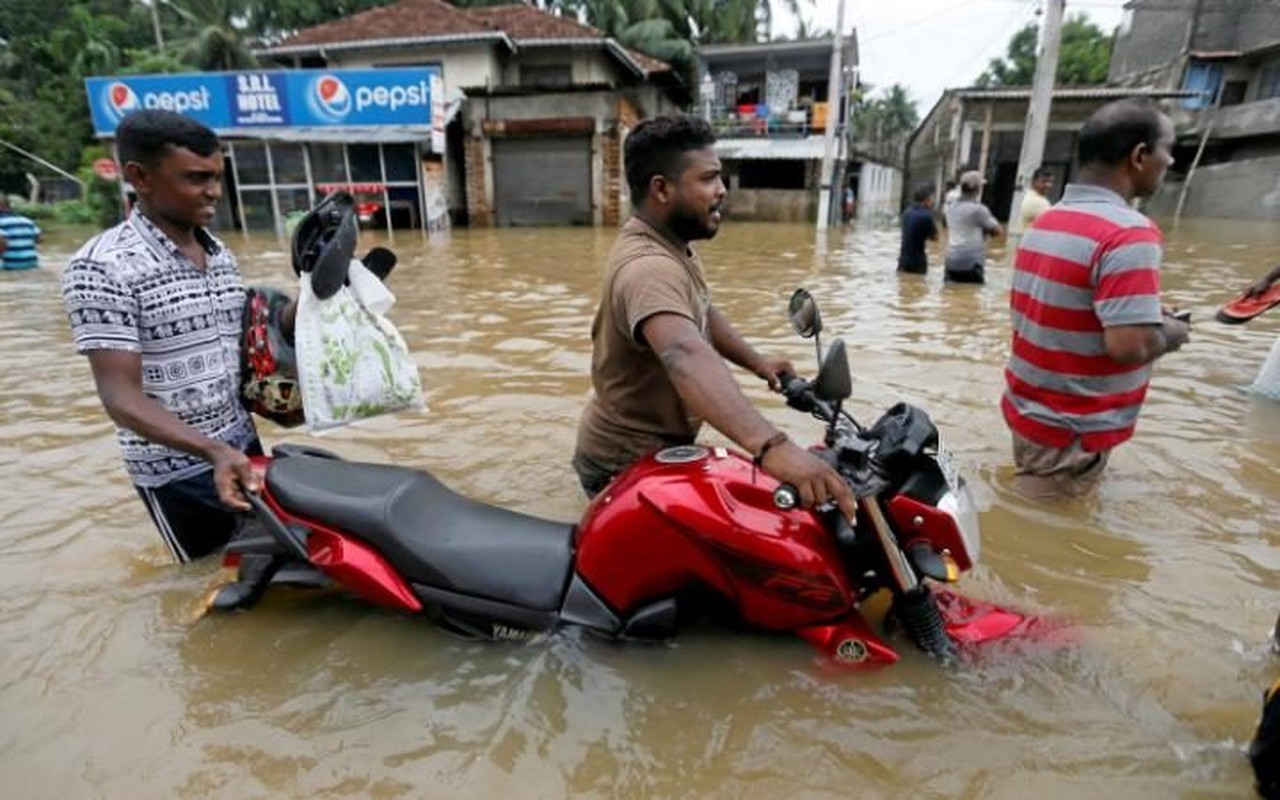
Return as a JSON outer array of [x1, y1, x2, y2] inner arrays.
[[266, 456, 574, 611]]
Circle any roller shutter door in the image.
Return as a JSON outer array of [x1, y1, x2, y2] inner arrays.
[[492, 137, 592, 226]]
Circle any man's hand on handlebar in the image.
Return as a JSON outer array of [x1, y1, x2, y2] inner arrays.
[[753, 357, 796, 392], [760, 440, 857, 522]]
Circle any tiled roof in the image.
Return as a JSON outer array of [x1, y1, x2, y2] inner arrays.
[[465, 3, 602, 40], [262, 0, 671, 75], [272, 0, 494, 48]]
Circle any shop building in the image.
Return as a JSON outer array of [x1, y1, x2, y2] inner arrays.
[[86, 66, 447, 240], [254, 0, 687, 228], [695, 37, 861, 223], [905, 86, 1193, 221]]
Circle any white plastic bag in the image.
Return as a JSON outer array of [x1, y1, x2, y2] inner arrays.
[[1249, 337, 1280, 401], [295, 259, 426, 431]]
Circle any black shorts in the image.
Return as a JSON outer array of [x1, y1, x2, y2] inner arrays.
[[944, 266, 985, 284], [135, 439, 264, 562]]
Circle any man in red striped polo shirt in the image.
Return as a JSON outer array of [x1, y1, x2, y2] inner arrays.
[[1002, 98, 1191, 496]]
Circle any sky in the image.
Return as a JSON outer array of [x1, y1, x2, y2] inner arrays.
[[781, 0, 1132, 115]]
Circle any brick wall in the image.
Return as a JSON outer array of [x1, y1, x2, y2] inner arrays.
[[464, 135, 493, 227], [601, 130, 622, 226]]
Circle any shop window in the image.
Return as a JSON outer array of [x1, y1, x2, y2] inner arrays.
[[272, 143, 308, 184], [1181, 60, 1223, 109], [275, 188, 312, 217], [349, 144, 383, 182], [309, 142, 348, 183], [1257, 62, 1280, 101], [383, 144, 417, 182], [1220, 80, 1247, 106], [234, 141, 269, 185], [239, 189, 274, 229]]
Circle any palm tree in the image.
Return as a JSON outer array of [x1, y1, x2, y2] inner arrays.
[[878, 84, 918, 138], [565, 0, 695, 71], [165, 0, 259, 71], [46, 6, 123, 79]]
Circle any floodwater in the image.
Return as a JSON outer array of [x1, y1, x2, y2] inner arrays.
[[2, 214, 1277, 799]]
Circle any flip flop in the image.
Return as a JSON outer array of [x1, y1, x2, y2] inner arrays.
[[1216, 283, 1280, 325]]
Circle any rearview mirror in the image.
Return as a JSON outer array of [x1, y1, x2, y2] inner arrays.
[[813, 338, 852, 402], [788, 288, 823, 339]]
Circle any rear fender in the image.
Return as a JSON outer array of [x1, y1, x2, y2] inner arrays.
[[261, 489, 422, 612]]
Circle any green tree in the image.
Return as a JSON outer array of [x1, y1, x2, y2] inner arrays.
[[850, 83, 919, 159], [165, 0, 259, 71], [0, 1, 154, 176], [976, 14, 1113, 87], [555, 0, 816, 81], [246, 0, 396, 42]]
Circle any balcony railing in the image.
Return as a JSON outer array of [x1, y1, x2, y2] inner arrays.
[[705, 103, 832, 138]]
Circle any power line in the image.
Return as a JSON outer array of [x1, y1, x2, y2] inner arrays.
[[859, 1, 975, 45], [955, 0, 1041, 85]]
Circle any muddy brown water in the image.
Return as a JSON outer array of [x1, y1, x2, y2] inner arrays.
[[1, 217, 1277, 798]]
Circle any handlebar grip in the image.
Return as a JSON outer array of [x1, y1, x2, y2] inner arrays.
[[833, 513, 858, 548], [772, 482, 800, 510]]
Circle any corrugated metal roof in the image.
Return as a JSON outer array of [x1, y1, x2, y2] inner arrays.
[[714, 136, 827, 161], [951, 86, 1200, 101]]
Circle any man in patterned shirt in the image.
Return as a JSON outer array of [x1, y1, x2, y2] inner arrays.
[[1001, 99, 1190, 496], [61, 110, 292, 561]]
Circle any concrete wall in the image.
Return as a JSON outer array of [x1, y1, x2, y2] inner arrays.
[[332, 45, 497, 100], [1233, 6, 1280, 54], [1110, 4, 1280, 86], [724, 188, 815, 222], [1208, 97, 1280, 139], [857, 162, 903, 222], [1109, 8, 1188, 85], [1147, 155, 1280, 220], [495, 48, 632, 87]]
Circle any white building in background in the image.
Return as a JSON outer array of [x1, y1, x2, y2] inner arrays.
[[854, 161, 902, 224]]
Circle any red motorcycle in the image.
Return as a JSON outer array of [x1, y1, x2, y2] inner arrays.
[[208, 289, 1041, 667]]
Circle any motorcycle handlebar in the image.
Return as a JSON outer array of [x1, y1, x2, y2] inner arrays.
[[772, 482, 857, 547]]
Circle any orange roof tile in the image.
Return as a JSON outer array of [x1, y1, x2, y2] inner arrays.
[[266, 0, 670, 75], [275, 0, 494, 48]]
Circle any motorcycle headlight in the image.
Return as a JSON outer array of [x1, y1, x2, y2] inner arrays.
[[936, 486, 980, 565]]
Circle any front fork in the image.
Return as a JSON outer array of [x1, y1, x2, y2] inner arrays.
[[851, 495, 956, 662]]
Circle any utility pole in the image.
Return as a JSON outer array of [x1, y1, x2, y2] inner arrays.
[[816, 0, 847, 230], [1007, 0, 1064, 227]]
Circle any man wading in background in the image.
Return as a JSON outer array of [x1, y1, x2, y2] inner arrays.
[[1001, 98, 1190, 497]]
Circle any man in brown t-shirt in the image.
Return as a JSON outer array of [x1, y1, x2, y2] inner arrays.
[[572, 114, 854, 519]]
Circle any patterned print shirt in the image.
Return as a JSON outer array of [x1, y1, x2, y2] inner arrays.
[[61, 210, 257, 487]]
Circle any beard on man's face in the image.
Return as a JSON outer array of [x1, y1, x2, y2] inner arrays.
[[667, 200, 721, 243]]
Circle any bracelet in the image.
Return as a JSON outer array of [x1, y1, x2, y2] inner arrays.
[[753, 431, 789, 466]]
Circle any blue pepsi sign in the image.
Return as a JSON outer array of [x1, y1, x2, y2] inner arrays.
[[85, 67, 439, 136]]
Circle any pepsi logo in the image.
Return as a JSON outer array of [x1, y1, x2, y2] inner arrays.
[[103, 82, 140, 121], [97, 81, 212, 125], [310, 74, 352, 120]]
